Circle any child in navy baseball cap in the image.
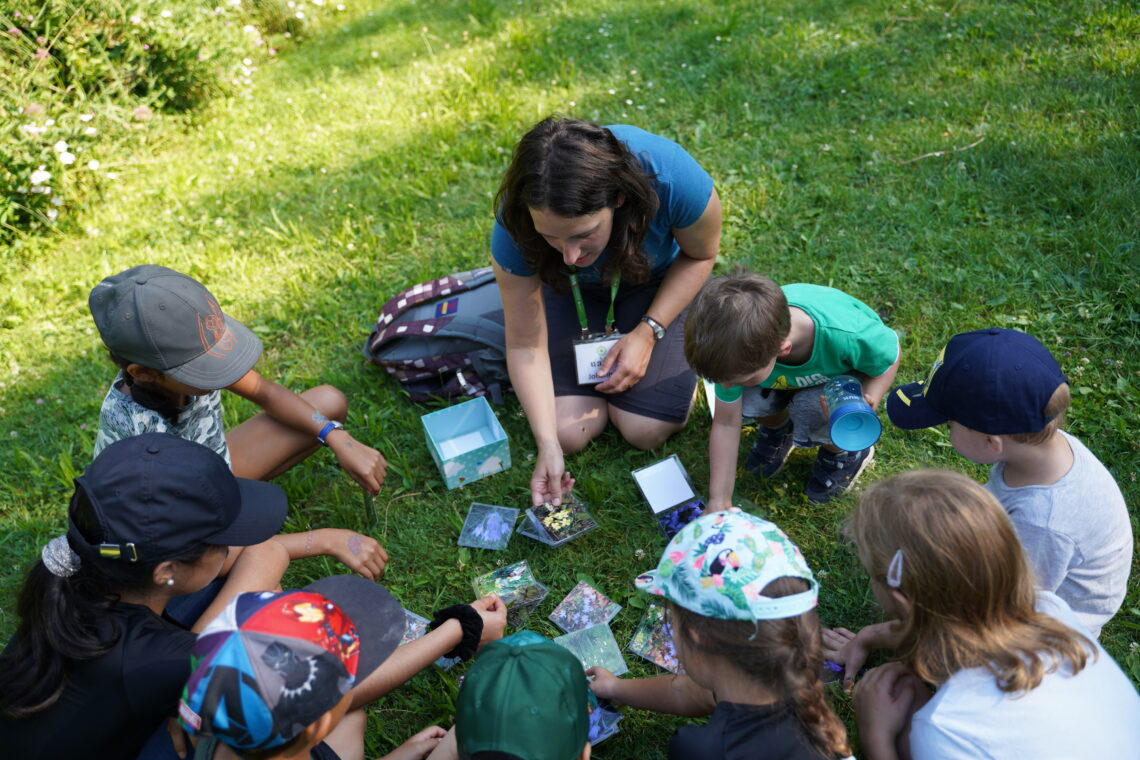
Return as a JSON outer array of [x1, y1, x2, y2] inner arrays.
[[877, 328, 1129, 638]]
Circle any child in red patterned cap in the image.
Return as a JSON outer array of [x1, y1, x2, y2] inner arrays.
[[181, 575, 506, 760], [588, 509, 852, 760]]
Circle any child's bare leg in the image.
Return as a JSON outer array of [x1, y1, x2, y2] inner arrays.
[[322, 709, 366, 760], [227, 385, 347, 480]]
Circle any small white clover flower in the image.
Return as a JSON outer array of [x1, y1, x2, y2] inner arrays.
[[30, 167, 51, 184], [160, 9, 173, 17], [130, 14, 143, 23], [54, 140, 69, 152], [85, 127, 97, 136], [87, 159, 100, 170], [60, 151, 76, 165], [79, 113, 94, 122]]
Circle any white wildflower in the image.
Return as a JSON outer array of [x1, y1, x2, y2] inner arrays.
[[59, 151, 76, 165], [30, 168, 51, 184], [160, 9, 173, 17], [54, 140, 69, 152], [79, 113, 94, 122], [87, 159, 100, 170]]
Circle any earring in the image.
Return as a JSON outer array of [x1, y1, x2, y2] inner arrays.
[[166, 578, 175, 586]]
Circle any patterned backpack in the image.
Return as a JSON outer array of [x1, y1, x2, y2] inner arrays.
[[364, 267, 512, 403]]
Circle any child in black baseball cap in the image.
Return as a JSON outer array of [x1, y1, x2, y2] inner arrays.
[[0, 434, 290, 760], [89, 264, 390, 580]]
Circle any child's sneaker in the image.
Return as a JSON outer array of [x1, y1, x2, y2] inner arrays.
[[745, 421, 795, 478], [805, 446, 875, 504]]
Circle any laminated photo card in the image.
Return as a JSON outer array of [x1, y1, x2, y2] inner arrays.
[[457, 502, 518, 551], [523, 495, 598, 547], [554, 623, 628, 676], [627, 605, 682, 674], [587, 691, 623, 746], [631, 454, 706, 539], [399, 609, 460, 670], [471, 560, 549, 627], [549, 581, 622, 634]]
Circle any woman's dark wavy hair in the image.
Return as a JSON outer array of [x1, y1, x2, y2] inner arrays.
[[494, 117, 658, 292], [107, 351, 182, 423], [0, 487, 213, 718], [667, 578, 852, 759]]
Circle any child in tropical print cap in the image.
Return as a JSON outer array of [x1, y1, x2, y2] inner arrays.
[[588, 509, 852, 760]]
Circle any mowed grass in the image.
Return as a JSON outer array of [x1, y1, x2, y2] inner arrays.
[[2, 0, 1138, 755]]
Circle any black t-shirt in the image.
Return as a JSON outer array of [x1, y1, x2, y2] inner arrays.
[[0, 602, 197, 759], [669, 701, 833, 760]]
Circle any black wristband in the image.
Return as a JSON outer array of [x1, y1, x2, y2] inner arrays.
[[429, 604, 484, 661]]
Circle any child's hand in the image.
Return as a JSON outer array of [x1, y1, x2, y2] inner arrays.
[[822, 626, 857, 662], [379, 725, 448, 760], [469, 594, 507, 647], [585, 666, 622, 701], [321, 529, 388, 580], [854, 663, 925, 755], [329, 432, 388, 494]]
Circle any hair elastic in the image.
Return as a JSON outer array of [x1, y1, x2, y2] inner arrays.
[[42, 535, 81, 578], [886, 549, 905, 589]]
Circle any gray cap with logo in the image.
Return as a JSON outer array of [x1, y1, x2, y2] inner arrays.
[[89, 265, 262, 389]]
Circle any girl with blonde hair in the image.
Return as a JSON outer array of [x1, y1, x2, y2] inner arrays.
[[847, 469, 1140, 759]]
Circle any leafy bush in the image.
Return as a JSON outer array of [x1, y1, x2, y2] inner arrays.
[[0, 0, 342, 244]]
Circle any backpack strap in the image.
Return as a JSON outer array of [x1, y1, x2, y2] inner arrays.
[[373, 268, 496, 328]]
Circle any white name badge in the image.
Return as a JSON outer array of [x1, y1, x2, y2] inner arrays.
[[573, 333, 620, 385]]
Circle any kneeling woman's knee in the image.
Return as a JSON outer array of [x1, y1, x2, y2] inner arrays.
[[620, 420, 681, 451]]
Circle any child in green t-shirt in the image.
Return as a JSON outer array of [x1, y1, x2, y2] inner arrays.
[[684, 272, 899, 505]]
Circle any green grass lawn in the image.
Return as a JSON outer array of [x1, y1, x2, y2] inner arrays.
[[2, 0, 1138, 755]]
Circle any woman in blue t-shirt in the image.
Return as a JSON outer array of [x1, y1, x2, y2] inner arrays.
[[492, 118, 721, 506]]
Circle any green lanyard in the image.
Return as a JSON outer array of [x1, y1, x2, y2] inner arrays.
[[568, 268, 620, 339]]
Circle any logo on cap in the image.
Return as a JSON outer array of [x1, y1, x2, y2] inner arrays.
[[199, 296, 235, 359]]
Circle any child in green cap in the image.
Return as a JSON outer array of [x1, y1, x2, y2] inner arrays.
[[588, 509, 852, 760]]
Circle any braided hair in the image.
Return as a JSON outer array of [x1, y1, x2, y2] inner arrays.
[[668, 577, 852, 759]]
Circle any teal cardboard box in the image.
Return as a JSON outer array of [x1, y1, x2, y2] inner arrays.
[[422, 397, 511, 489]]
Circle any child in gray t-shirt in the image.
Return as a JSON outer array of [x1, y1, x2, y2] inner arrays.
[[886, 328, 1131, 637]]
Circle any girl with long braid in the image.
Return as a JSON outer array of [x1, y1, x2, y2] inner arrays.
[[588, 510, 852, 760]]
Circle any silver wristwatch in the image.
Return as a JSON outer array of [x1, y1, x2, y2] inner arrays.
[[640, 314, 666, 341]]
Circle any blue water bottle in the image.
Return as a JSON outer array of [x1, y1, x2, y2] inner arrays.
[[822, 375, 882, 452]]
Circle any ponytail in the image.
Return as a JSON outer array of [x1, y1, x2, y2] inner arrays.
[[0, 489, 210, 718], [669, 578, 852, 759]]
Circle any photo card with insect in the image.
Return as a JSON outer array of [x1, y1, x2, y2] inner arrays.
[[553, 623, 628, 676], [631, 454, 706, 539], [549, 581, 622, 634], [399, 609, 460, 670], [525, 494, 598, 547], [471, 560, 549, 627], [627, 605, 682, 674], [457, 502, 518, 551]]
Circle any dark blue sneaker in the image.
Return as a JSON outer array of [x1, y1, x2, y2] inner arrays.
[[805, 446, 875, 504], [745, 422, 795, 478]]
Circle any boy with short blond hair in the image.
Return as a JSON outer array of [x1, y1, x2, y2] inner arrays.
[[685, 272, 900, 506], [887, 327, 1132, 637]]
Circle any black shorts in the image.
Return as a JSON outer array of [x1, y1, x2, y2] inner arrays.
[[543, 275, 697, 423]]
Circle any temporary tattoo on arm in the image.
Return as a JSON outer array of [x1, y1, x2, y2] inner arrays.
[[347, 535, 364, 556]]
